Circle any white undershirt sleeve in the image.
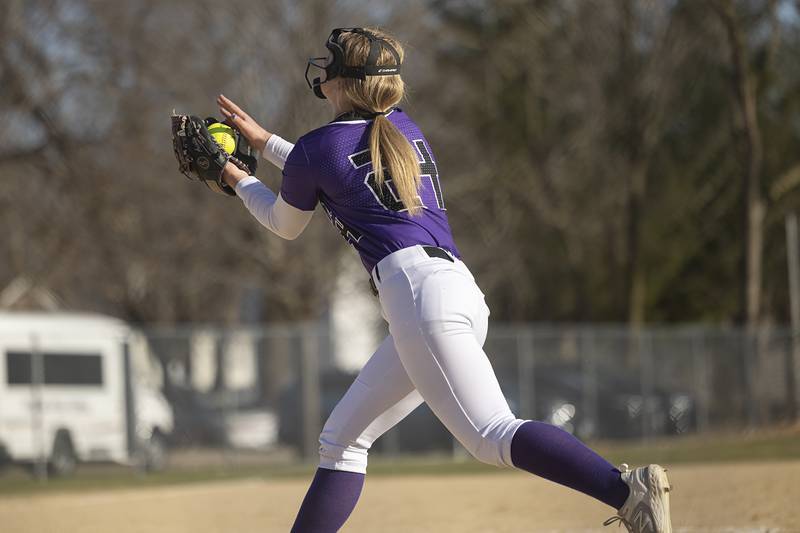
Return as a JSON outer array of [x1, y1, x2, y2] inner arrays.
[[234, 176, 312, 240], [261, 134, 295, 170]]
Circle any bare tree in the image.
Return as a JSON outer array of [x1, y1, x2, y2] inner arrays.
[[714, 0, 775, 328]]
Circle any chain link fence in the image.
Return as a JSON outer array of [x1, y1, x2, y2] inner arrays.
[[143, 323, 800, 456], [2, 319, 799, 475]]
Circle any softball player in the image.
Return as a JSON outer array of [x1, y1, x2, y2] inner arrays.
[[217, 27, 672, 533]]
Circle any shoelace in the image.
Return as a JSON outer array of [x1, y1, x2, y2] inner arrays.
[[603, 515, 633, 531], [603, 463, 633, 530]]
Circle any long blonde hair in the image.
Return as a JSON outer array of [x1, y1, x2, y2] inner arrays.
[[338, 28, 423, 215]]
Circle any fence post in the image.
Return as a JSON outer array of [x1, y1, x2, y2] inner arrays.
[[743, 329, 759, 428], [217, 329, 236, 468], [786, 212, 800, 420], [30, 333, 48, 481], [517, 329, 535, 419], [691, 332, 710, 434], [300, 324, 321, 461], [581, 329, 598, 439], [639, 330, 655, 441]]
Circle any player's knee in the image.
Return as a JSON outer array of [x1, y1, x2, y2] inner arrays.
[[465, 437, 507, 467], [317, 425, 371, 474], [463, 417, 525, 468]]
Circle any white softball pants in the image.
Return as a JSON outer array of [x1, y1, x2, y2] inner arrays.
[[318, 245, 526, 474]]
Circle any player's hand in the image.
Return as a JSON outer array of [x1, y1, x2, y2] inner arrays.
[[217, 94, 271, 154]]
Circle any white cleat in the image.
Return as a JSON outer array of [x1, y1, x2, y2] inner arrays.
[[603, 463, 673, 533]]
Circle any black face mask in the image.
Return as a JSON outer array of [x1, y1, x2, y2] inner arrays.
[[304, 27, 402, 100]]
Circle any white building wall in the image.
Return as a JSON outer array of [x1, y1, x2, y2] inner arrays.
[[190, 330, 217, 393], [224, 332, 257, 390], [329, 254, 383, 372]]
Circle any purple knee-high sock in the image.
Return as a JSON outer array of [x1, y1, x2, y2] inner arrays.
[[510, 421, 630, 510], [291, 468, 365, 533]]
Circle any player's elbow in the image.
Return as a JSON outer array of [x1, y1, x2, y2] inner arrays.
[[274, 213, 312, 240], [268, 199, 312, 241], [272, 220, 308, 240], [277, 228, 302, 241]]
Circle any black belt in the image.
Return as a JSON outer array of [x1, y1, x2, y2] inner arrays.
[[422, 245, 454, 263], [369, 246, 454, 295]]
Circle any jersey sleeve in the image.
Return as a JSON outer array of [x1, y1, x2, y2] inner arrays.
[[279, 139, 319, 211]]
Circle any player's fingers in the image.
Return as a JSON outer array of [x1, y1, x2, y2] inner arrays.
[[219, 107, 261, 145], [220, 105, 251, 129], [219, 107, 247, 130], [216, 96, 239, 119], [216, 97, 237, 119], [218, 94, 251, 121], [219, 107, 237, 126]]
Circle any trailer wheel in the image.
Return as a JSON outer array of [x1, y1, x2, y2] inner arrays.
[[49, 431, 76, 477], [142, 432, 168, 472]]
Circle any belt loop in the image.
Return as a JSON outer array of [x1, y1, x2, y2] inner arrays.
[[369, 277, 378, 296], [369, 264, 381, 298]]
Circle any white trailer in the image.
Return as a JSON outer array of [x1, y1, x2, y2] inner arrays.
[[0, 312, 173, 476]]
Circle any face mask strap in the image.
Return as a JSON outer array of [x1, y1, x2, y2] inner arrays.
[[361, 31, 401, 77], [306, 27, 402, 99]]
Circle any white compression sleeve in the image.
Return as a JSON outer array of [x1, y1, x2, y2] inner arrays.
[[261, 134, 295, 170], [234, 176, 312, 240]]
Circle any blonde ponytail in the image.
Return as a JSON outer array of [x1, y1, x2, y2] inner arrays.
[[338, 28, 425, 216], [369, 114, 423, 214]]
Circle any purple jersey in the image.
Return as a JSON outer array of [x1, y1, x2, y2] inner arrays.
[[280, 108, 460, 272]]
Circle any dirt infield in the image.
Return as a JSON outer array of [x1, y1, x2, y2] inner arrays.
[[1, 460, 798, 532]]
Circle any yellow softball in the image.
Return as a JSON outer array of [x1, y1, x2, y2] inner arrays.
[[207, 122, 236, 154]]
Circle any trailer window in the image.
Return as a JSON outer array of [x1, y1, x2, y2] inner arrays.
[[6, 352, 31, 384], [6, 351, 103, 386]]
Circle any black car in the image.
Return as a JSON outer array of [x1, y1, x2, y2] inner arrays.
[[277, 370, 452, 453], [510, 363, 695, 440], [165, 385, 228, 447], [277, 363, 695, 456]]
